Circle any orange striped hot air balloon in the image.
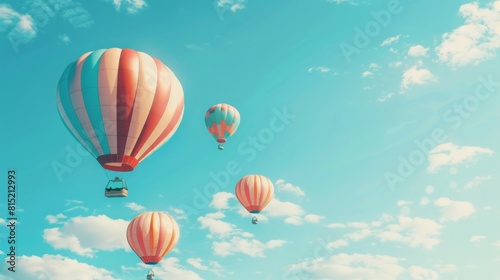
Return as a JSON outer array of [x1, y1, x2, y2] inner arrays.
[[126, 212, 179, 265], [235, 174, 274, 224]]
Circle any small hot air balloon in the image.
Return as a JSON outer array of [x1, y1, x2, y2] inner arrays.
[[235, 174, 274, 224], [205, 103, 240, 150], [126, 211, 179, 267], [56, 48, 184, 196]]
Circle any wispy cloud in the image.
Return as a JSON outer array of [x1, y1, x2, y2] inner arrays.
[[427, 142, 494, 173], [362, 71, 373, 78], [45, 214, 67, 224], [326, 0, 358, 5], [308, 66, 331, 73], [217, 0, 247, 12], [187, 258, 227, 277], [434, 197, 475, 222], [125, 202, 145, 212], [275, 179, 305, 197], [185, 42, 210, 51], [108, 0, 148, 14], [381, 34, 401, 46], [377, 92, 395, 102], [470, 235, 486, 243], [464, 175, 491, 189], [139, 258, 203, 280]]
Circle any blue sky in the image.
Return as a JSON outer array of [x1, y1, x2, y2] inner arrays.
[[1, 0, 500, 279]]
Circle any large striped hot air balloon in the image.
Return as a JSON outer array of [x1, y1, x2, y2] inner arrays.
[[205, 103, 240, 150], [56, 48, 184, 173], [235, 174, 274, 224], [126, 212, 179, 265]]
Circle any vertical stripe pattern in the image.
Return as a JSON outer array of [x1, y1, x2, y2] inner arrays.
[[205, 103, 240, 144], [126, 212, 180, 265], [235, 174, 274, 214], [56, 48, 184, 172]]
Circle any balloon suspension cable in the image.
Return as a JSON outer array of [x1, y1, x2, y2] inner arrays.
[[102, 168, 110, 181]]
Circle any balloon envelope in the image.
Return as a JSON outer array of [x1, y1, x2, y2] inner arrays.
[[126, 212, 179, 265], [235, 174, 274, 213], [56, 48, 184, 172], [205, 103, 240, 144]]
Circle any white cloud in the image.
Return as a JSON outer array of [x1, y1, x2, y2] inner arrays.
[[327, 223, 346, 228], [217, 0, 247, 12], [401, 63, 436, 90], [58, 33, 70, 44], [7, 254, 118, 279], [464, 175, 492, 189], [397, 200, 412, 207], [308, 66, 331, 73], [492, 240, 500, 247], [187, 258, 226, 277], [362, 71, 373, 77], [65, 206, 89, 212], [381, 34, 401, 46], [377, 92, 395, 102], [327, 0, 358, 5], [379, 216, 442, 250], [407, 266, 439, 280], [265, 198, 306, 217], [170, 207, 187, 220], [408, 45, 429, 57], [0, 5, 37, 47], [434, 264, 458, 273], [420, 197, 430, 206], [427, 143, 493, 173], [284, 216, 303, 225], [347, 222, 370, 229], [304, 214, 324, 223], [142, 257, 203, 280], [389, 61, 403, 68], [275, 180, 305, 197], [470, 235, 486, 243], [45, 214, 67, 224], [110, 0, 148, 13], [65, 199, 83, 205], [287, 253, 438, 280], [43, 215, 129, 257], [213, 236, 285, 257], [326, 239, 349, 249], [210, 192, 235, 209], [185, 42, 210, 51], [369, 63, 380, 69], [434, 197, 475, 222], [425, 185, 434, 194], [436, 1, 500, 66], [198, 212, 235, 238], [346, 229, 372, 241], [125, 202, 145, 212]]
